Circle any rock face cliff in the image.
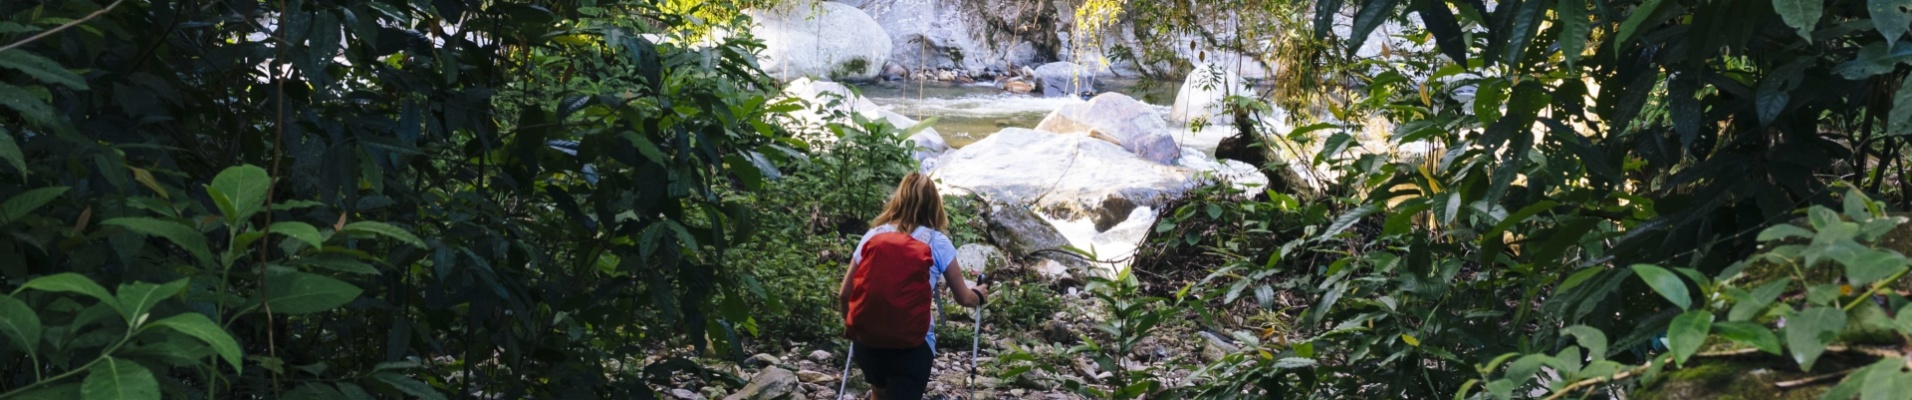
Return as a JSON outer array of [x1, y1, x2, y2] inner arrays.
[[748, 2, 894, 80]]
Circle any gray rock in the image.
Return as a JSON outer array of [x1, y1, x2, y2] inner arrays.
[[1091, 195, 1138, 232], [748, 2, 892, 81], [723, 367, 799, 400], [933, 128, 1195, 218], [795, 369, 836, 384], [1169, 64, 1255, 125], [745, 353, 782, 369], [980, 201, 1070, 260], [955, 244, 1003, 276], [807, 350, 833, 363], [701, 386, 726, 400], [779, 78, 946, 164], [1035, 62, 1097, 98], [670, 388, 706, 400], [1035, 92, 1181, 164]]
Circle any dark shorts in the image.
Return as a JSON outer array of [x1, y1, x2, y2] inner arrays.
[[852, 342, 933, 400]]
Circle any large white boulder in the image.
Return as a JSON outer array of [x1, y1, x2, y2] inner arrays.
[[1034, 93, 1181, 164], [932, 128, 1196, 217], [749, 2, 893, 81], [851, 0, 1043, 72], [1169, 64, 1256, 125], [779, 78, 945, 162], [1034, 62, 1097, 98]]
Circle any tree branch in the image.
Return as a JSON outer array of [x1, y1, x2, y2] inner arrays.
[[0, 0, 126, 54]]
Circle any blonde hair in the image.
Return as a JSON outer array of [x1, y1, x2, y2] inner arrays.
[[871, 173, 948, 233]]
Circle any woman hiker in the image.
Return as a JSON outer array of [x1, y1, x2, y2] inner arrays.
[[837, 172, 988, 400]]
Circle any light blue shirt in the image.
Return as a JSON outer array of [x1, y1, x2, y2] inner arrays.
[[852, 224, 957, 353]]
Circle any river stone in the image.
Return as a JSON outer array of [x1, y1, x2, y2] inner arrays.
[[955, 244, 1003, 275], [779, 78, 945, 162], [807, 350, 832, 362], [724, 367, 799, 400], [1035, 62, 1097, 98], [795, 370, 835, 384], [670, 388, 706, 400], [1169, 64, 1255, 125], [749, 2, 892, 81], [935, 128, 1208, 218], [1035, 92, 1181, 164], [1091, 195, 1138, 232], [745, 353, 782, 369], [979, 201, 1070, 260]]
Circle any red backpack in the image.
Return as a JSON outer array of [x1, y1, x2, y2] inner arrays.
[[844, 231, 934, 349]]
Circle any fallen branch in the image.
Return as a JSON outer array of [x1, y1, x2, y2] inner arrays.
[[1773, 368, 1856, 389]]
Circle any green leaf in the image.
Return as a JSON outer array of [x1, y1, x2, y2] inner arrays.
[[1559, 0, 1591, 67], [372, 372, 447, 400], [1810, 206, 1841, 230], [340, 221, 426, 248], [1859, 356, 1912, 400], [19, 273, 121, 315], [1322, 204, 1381, 239], [1757, 224, 1813, 241], [1785, 306, 1846, 371], [0, 51, 87, 90], [1713, 321, 1781, 355], [268, 221, 326, 251], [208, 165, 271, 225], [1667, 310, 1712, 366], [1870, 0, 1912, 48], [1844, 249, 1908, 286], [10, 384, 80, 400], [1614, 0, 1666, 48], [1731, 279, 1790, 322], [260, 272, 362, 314], [0, 127, 24, 176], [1891, 72, 1912, 136], [1895, 304, 1912, 335], [1774, 0, 1823, 39], [0, 83, 56, 126], [1836, 42, 1912, 80], [0, 296, 42, 356], [2, 186, 67, 223], [284, 383, 342, 400], [114, 279, 187, 326], [147, 312, 243, 372], [81, 356, 159, 400], [103, 217, 214, 267], [1561, 325, 1608, 360], [1631, 264, 1691, 310]]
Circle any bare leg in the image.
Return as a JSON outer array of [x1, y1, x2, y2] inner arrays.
[[869, 387, 888, 400]]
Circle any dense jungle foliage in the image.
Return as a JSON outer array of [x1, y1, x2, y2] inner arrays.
[[1067, 0, 1912, 397], [4, 0, 1912, 398], [0, 0, 842, 397]]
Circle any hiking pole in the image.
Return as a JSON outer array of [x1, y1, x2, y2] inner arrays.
[[968, 273, 986, 400], [836, 344, 854, 400]]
